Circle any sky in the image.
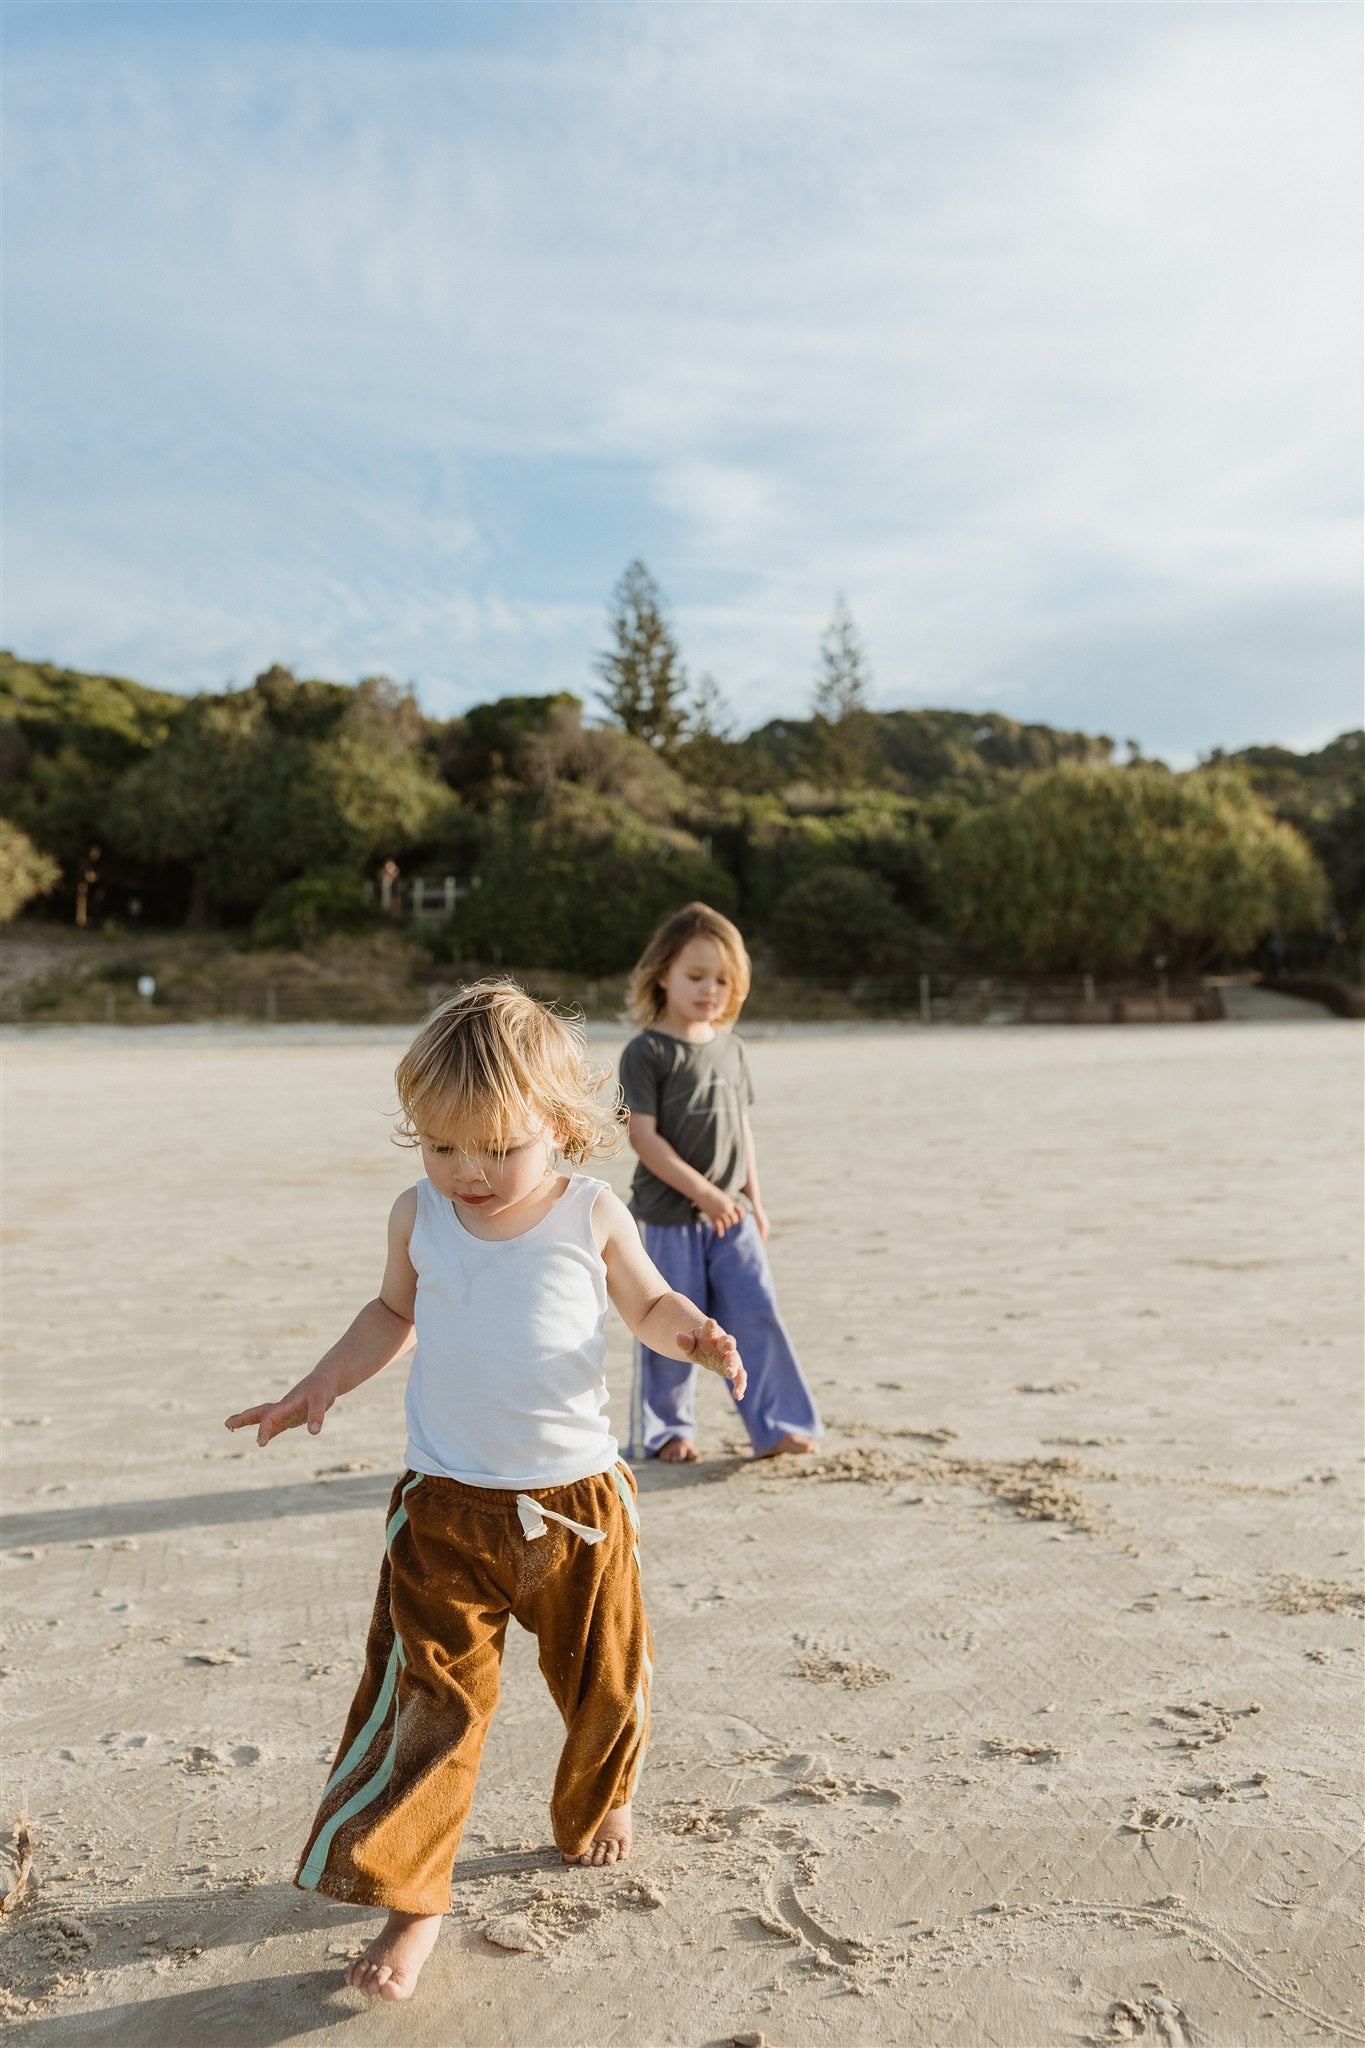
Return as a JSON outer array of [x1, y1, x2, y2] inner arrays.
[[5, 1, 1361, 763]]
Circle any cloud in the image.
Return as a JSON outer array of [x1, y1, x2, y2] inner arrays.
[[4, 3, 1360, 758]]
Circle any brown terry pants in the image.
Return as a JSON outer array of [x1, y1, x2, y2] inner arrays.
[[295, 1463, 652, 1915]]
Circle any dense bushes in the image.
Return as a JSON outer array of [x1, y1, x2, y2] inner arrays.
[[252, 872, 379, 949], [2, 650, 1351, 984], [104, 674, 457, 926], [0, 818, 60, 921], [429, 792, 736, 976], [1, 658, 183, 918], [934, 763, 1326, 973], [771, 866, 916, 979], [736, 792, 936, 925], [1230, 730, 1365, 948]]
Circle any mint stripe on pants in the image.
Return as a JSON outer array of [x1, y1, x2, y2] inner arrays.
[[630, 1214, 822, 1458]]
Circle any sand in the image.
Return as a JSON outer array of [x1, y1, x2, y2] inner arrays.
[[1, 1016, 1361, 2046]]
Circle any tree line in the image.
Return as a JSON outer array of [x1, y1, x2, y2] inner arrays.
[[0, 560, 1357, 982]]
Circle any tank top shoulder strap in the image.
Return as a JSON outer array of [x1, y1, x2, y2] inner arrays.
[[557, 1172, 608, 1248], [411, 1175, 462, 1261]]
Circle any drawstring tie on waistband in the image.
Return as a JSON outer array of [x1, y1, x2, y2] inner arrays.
[[515, 1494, 607, 1545]]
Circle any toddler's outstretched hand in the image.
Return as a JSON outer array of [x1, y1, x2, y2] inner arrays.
[[225, 1370, 334, 1448], [680, 1316, 746, 1400]]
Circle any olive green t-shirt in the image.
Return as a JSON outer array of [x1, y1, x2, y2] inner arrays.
[[618, 1028, 755, 1227]]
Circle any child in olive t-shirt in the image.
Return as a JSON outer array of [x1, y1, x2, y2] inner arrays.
[[619, 903, 822, 1463]]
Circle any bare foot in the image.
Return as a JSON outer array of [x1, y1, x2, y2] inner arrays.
[[657, 1437, 699, 1463], [563, 1804, 632, 1866], [756, 1432, 819, 1458], [345, 1909, 443, 2001]]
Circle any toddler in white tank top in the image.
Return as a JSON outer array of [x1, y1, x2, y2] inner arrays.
[[404, 1169, 618, 1488], [227, 981, 747, 2004]]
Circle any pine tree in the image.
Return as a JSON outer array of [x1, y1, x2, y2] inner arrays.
[[811, 598, 874, 786], [813, 598, 871, 723], [689, 671, 734, 741], [595, 560, 689, 754], [675, 671, 739, 787]]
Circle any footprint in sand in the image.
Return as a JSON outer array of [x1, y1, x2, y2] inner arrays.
[[1177, 1772, 1270, 1804], [480, 1916, 544, 1949], [1121, 1800, 1189, 1835], [980, 1738, 1069, 1765], [613, 1879, 666, 1910], [792, 1654, 894, 1691], [176, 1743, 263, 1774], [1103, 1991, 1193, 2045], [1265, 1575, 1364, 1615], [479, 1876, 652, 1955], [1152, 1699, 1261, 1751], [482, 1913, 547, 1952], [774, 1754, 904, 1807], [658, 1800, 765, 1842], [178, 1747, 228, 1776]]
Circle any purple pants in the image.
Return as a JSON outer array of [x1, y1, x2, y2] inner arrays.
[[630, 1215, 823, 1458]]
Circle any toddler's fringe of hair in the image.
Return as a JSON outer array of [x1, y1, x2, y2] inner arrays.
[[394, 980, 624, 1163], [626, 901, 751, 1027]]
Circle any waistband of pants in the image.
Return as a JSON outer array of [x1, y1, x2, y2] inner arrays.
[[398, 1463, 626, 1510]]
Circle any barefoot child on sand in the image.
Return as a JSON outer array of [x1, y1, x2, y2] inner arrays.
[[226, 982, 745, 2002], [620, 902, 822, 1464]]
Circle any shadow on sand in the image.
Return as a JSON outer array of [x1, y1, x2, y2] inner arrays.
[[0, 1474, 397, 1549], [4, 1846, 621, 2044], [8, 1973, 358, 2045], [1, 1451, 749, 1549], [630, 1453, 748, 1496]]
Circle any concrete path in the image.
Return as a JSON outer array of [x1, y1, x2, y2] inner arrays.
[[1218, 981, 1337, 1021]]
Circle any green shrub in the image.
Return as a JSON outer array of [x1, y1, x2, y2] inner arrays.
[[252, 872, 378, 949], [738, 793, 934, 926], [770, 865, 916, 980], [106, 681, 458, 925], [447, 795, 736, 975], [0, 817, 60, 921], [934, 763, 1327, 973]]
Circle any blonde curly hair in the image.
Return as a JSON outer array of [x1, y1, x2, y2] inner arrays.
[[394, 979, 623, 1163]]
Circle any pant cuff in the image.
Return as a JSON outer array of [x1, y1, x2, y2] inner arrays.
[[295, 1870, 453, 1916]]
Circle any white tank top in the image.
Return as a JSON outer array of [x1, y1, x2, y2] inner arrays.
[[402, 1173, 618, 1489]]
